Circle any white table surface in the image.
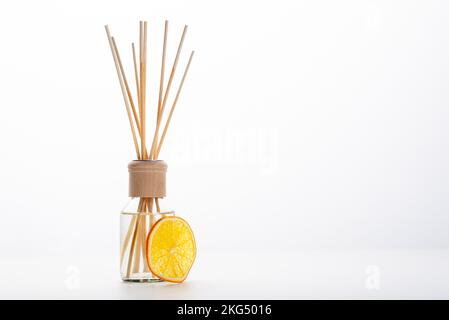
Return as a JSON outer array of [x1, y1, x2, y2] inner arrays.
[[1, 250, 448, 299]]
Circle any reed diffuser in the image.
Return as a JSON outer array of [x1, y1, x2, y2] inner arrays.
[[105, 21, 196, 283]]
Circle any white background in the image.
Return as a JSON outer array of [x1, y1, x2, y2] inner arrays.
[[0, 0, 449, 299]]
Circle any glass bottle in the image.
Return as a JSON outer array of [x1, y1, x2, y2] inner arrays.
[[120, 160, 173, 282]]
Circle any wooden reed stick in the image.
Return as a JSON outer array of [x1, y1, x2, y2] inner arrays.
[[140, 213, 148, 273], [132, 43, 140, 111], [123, 22, 151, 278], [140, 22, 148, 159], [148, 198, 155, 254], [132, 211, 142, 274], [158, 21, 169, 123], [126, 198, 144, 278], [140, 198, 150, 273], [120, 215, 137, 265], [132, 43, 148, 158], [104, 25, 141, 160], [139, 22, 144, 157], [150, 25, 187, 159], [150, 20, 169, 159], [156, 51, 195, 158], [111, 37, 141, 135]]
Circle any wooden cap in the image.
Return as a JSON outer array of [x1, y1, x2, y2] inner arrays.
[[128, 160, 167, 198]]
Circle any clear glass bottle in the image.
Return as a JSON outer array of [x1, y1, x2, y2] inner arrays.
[[120, 160, 172, 282]]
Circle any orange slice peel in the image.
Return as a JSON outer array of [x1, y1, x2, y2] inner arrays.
[[146, 216, 196, 283]]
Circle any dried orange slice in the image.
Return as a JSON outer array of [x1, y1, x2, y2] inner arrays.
[[146, 216, 196, 283]]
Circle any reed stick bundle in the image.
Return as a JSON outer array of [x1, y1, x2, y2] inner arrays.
[[105, 20, 194, 280]]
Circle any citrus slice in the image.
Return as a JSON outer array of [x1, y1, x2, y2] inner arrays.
[[146, 216, 196, 283]]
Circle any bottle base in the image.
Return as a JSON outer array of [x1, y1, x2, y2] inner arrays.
[[121, 272, 163, 283], [122, 278, 164, 283]]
